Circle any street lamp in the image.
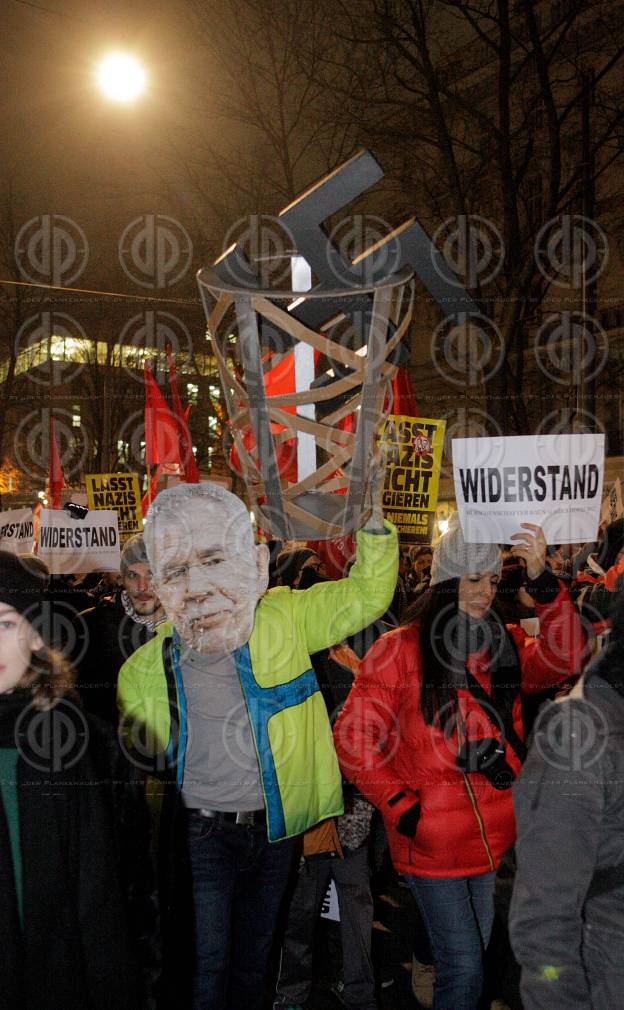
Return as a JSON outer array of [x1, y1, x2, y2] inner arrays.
[[96, 52, 147, 104]]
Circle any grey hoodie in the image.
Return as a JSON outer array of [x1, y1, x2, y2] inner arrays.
[[510, 659, 624, 1010]]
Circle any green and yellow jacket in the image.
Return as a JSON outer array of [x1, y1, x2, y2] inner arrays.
[[117, 521, 398, 841]]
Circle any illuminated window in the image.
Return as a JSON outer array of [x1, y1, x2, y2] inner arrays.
[[208, 384, 221, 398], [208, 416, 218, 431], [186, 382, 199, 403], [72, 405, 81, 428], [50, 335, 87, 362]]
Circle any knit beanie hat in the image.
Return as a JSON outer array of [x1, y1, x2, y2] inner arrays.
[[120, 533, 149, 577], [430, 513, 502, 585], [0, 551, 50, 626]]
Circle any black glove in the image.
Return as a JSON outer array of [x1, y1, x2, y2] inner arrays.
[[396, 802, 421, 838]]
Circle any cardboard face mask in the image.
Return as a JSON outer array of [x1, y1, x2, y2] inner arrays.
[[150, 496, 269, 655]]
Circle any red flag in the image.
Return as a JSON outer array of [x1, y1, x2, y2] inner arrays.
[[390, 367, 419, 416], [141, 464, 163, 516], [166, 345, 200, 483], [48, 416, 65, 510], [143, 362, 181, 467], [229, 352, 298, 482]]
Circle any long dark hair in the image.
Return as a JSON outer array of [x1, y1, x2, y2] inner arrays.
[[415, 579, 522, 731]]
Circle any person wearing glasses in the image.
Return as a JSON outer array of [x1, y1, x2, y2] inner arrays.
[[117, 481, 398, 1010]]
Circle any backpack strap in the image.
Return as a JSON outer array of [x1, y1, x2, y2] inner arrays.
[[465, 670, 527, 764]]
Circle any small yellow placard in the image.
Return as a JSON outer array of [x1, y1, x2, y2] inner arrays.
[[379, 416, 446, 544], [85, 472, 144, 543]]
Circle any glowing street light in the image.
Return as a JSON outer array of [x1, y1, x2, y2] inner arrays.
[[96, 52, 147, 104]]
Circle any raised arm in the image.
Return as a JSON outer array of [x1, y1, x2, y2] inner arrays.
[[510, 524, 585, 691], [293, 518, 399, 655]]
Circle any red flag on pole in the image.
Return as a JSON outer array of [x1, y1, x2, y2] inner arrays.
[[143, 362, 181, 467], [48, 416, 65, 510], [141, 463, 163, 516], [390, 367, 419, 416], [166, 344, 200, 483]]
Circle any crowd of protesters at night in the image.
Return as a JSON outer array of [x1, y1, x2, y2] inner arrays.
[[2, 479, 624, 1010]]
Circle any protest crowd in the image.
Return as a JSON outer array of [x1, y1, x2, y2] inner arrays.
[[2, 472, 624, 1010]]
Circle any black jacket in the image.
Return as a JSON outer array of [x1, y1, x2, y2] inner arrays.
[[75, 592, 156, 725], [0, 693, 158, 1010], [510, 651, 624, 1010]]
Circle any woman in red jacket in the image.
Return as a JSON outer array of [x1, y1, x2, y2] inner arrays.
[[334, 515, 584, 1010]]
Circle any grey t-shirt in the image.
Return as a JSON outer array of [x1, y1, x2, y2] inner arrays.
[[179, 647, 264, 812]]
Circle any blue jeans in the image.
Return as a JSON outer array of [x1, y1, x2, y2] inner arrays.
[[406, 872, 497, 1010], [187, 812, 296, 1010]]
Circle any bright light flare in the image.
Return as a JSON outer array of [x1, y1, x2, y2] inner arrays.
[[96, 52, 147, 104]]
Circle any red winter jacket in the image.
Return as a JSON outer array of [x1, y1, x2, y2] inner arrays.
[[333, 584, 584, 878]]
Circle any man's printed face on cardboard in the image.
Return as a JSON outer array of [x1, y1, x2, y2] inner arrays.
[[150, 496, 269, 655]]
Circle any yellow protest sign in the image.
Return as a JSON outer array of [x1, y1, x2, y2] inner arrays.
[[379, 415, 446, 544], [85, 472, 144, 543]]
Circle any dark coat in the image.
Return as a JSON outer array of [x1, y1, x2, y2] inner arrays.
[[0, 693, 158, 1010], [75, 592, 156, 725], [510, 649, 624, 1010]]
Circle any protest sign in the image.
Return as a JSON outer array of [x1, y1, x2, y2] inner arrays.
[[0, 508, 35, 556], [379, 415, 446, 544], [452, 433, 605, 545], [85, 472, 143, 543], [38, 508, 120, 574], [601, 478, 624, 526]]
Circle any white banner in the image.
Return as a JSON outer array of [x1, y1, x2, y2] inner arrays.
[[0, 508, 35, 556], [452, 433, 605, 545], [37, 508, 120, 574]]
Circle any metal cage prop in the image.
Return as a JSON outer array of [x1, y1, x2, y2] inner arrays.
[[198, 265, 414, 539]]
